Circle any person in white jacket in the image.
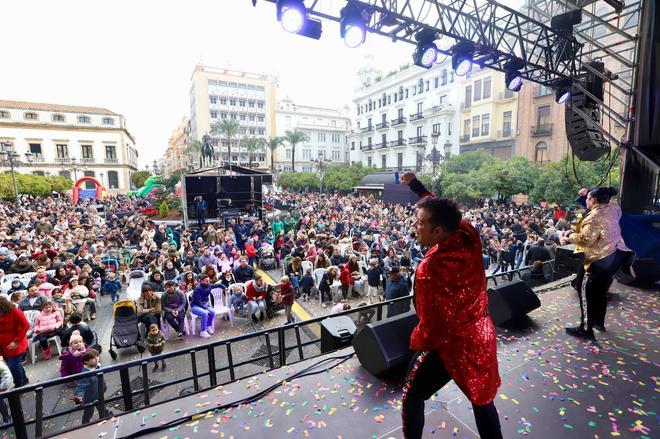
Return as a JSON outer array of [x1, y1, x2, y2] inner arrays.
[[0, 356, 15, 425]]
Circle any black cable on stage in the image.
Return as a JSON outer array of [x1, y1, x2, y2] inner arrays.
[[117, 352, 356, 439]]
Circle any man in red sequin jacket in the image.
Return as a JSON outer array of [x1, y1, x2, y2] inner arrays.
[[399, 173, 502, 439]]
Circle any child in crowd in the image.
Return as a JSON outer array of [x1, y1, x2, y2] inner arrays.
[[102, 272, 122, 303], [245, 239, 256, 267], [33, 301, 64, 360], [71, 349, 107, 424], [0, 356, 14, 425], [366, 259, 383, 305], [330, 303, 351, 315], [301, 268, 315, 302], [59, 330, 87, 378], [229, 286, 245, 314], [145, 323, 166, 371], [279, 276, 296, 324]]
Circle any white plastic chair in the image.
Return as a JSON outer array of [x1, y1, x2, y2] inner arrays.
[[0, 274, 22, 294], [73, 299, 92, 320], [20, 272, 37, 286], [187, 291, 215, 335], [30, 334, 62, 364], [161, 308, 190, 338], [301, 261, 313, 277], [211, 286, 234, 327], [313, 268, 326, 304]]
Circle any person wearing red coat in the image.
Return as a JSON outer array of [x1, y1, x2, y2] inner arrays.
[[279, 276, 296, 324], [0, 296, 30, 387], [400, 173, 502, 439]]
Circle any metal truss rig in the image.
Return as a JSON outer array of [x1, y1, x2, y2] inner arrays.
[[256, 0, 582, 87]]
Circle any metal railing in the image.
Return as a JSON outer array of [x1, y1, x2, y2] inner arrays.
[[389, 139, 406, 147], [1, 298, 412, 439], [361, 125, 373, 133], [391, 117, 406, 126], [531, 124, 553, 136], [2, 259, 559, 439], [408, 136, 427, 145], [409, 112, 424, 121], [459, 134, 470, 143], [375, 121, 389, 130]]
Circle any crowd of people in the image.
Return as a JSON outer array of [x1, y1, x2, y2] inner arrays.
[[0, 188, 572, 402]]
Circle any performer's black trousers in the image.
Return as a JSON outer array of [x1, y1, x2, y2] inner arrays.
[[402, 350, 502, 439], [573, 249, 624, 329]]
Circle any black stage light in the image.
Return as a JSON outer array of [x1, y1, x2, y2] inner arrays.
[[412, 29, 438, 69], [451, 41, 474, 76], [340, 2, 369, 48]]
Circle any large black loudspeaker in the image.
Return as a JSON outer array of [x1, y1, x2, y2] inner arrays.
[[554, 244, 585, 279], [566, 61, 609, 161], [352, 311, 418, 377], [488, 281, 541, 326], [320, 316, 356, 353]]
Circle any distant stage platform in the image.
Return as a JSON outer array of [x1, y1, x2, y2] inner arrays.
[[60, 280, 657, 438]]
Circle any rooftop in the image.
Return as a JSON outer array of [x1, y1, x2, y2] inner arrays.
[[0, 99, 118, 116]]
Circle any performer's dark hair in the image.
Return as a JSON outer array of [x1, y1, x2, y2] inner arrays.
[[589, 187, 617, 204], [417, 197, 462, 234]]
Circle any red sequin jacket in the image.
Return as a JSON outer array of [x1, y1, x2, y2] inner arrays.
[[411, 218, 501, 405]]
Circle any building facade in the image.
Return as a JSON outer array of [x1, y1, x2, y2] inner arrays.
[[349, 60, 461, 172], [515, 83, 569, 164], [274, 98, 351, 173], [457, 67, 518, 159], [189, 65, 277, 169], [0, 100, 138, 193], [162, 117, 191, 177]]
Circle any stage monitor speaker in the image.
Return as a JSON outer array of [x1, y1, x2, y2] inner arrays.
[[488, 281, 541, 326], [352, 311, 418, 377], [321, 316, 356, 353], [554, 244, 584, 279]]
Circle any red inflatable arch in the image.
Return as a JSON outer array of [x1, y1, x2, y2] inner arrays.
[[72, 176, 104, 204]]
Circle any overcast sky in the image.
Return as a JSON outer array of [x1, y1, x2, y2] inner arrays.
[[1, 0, 433, 166]]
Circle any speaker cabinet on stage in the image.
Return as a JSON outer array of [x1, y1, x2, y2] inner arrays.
[[488, 281, 541, 326], [320, 316, 356, 353], [352, 311, 418, 377], [554, 244, 584, 279]]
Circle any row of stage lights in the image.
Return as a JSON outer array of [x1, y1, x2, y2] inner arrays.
[[275, 0, 572, 104]]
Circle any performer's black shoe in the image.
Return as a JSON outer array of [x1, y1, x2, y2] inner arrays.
[[592, 323, 606, 332], [565, 326, 595, 340]]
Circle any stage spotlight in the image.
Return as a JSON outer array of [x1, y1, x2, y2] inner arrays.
[[504, 59, 525, 92], [340, 2, 369, 48], [412, 29, 438, 69], [555, 79, 572, 104], [451, 41, 474, 76], [277, 0, 306, 34], [505, 71, 523, 92]]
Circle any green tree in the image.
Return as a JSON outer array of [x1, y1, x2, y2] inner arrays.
[[47, 175, 73, 193], [159, 201, 170, 218], [130, 170, 151, 189], [164, 170, 183, 190], [322, 163, 378, 192], [443, 150, 494, 174], [284, 129, 309, 173], [212, 119, 240, 169], [240, 136, 265, 168], [0, 172, 54, 200], [265, 136, 285, 174]]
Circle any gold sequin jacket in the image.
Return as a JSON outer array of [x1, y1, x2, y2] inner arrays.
[[570, 201, 630, 268]]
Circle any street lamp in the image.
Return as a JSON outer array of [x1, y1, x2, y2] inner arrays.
[[152, 160, 161, 175], [311, 151, 332, 194], [0, 141, 34, 201], [426, 132, 452, 179], [70, 157, 82, 181]]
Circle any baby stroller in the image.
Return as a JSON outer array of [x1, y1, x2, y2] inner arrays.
[[259, 244, 276, 270], [265, 284, 285, 319], [108, 300, 145, 360]]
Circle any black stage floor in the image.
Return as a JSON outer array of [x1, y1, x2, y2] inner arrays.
[[60, 281, 658, 438]]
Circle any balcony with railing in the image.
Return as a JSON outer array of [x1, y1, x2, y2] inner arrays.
[[361, 125, 374, 133], [373, 142, 387, 150], [104, 158, 119, 164], [408, 136, 427, 145], [375, 121, 389, 130], [55, 157, 72, 164], [431, 104, 455, 115], [391, 116, 406, 126], [360, 144, 373, 151], [31, 156, 45, 163], [459, 134, 470, 143], [498, 91, 516, 100], [80, 157, 95, 164], [531, 124, 553, 137], [460, 102, 471, 111], [389, 138, 406, 147], [409, 112, 424, 122]]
